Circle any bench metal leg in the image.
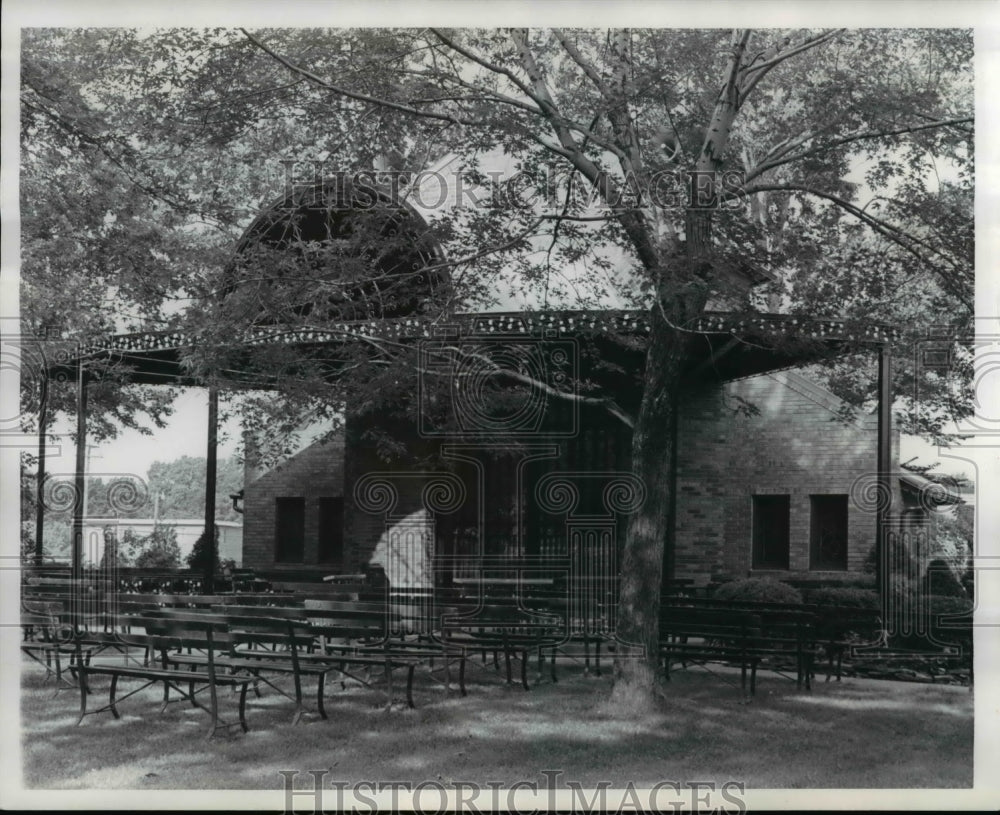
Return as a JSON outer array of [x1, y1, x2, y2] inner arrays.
[[238, 683, 249, 732], [109, 674, 123, 719], [406, 665, 415, 709], [77, 669, 89, 725], [204, 672, 221, 740], [316, 674, 327, 721]]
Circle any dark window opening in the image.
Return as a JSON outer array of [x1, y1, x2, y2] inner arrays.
[[752, 495, 790, 569], [810, 494, 849, 571], [275, 497, 305, 563], [318, 497, 344, 564]]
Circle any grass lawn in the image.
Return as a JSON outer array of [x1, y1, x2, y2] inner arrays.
[[20, 657, 972, 791]]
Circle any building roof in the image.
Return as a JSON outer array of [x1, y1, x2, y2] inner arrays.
[[898, 472, 966, 507], [48, 309, 896, 388]]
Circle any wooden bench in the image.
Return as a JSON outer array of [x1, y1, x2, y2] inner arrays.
[[21, 604, 79, 689], [75, 614, 255, 739], [440, 599, 564, 690], [213, 604, 419, 712], [157, 609, 335, 723], [812, 606, 885, 681], [272, 581, 387, 603], [525, 593, 612, 679], [661, 598, 819, 691], [659, 607, 765, 697]]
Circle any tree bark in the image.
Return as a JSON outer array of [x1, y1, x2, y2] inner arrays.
[[609, 256, 709, 713]]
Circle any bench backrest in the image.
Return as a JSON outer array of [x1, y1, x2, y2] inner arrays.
[[302, 599, 388, 643], [140, 612, 237, 671], [659, 606, 763, 640]]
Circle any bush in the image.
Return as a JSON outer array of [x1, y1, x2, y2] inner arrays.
[[927, 595, 974, 616], [804, 587, 880, 609], [134, 524, 181, 569], [712, 577, 803, 605], [923, 559, 967, 598], [187, 526, 221, 572]]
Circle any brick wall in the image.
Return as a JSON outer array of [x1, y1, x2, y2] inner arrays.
[[243, 369, 897, 587], [674, 370, 897, 586], [242, 438, 346, 572]]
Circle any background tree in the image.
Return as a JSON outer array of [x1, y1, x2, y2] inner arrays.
[[146, 456, 243, 522]]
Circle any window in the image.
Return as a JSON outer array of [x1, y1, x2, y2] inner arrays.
[[317, 497, 344, 564], [810, 494, 848, 571], [752, 495, 790, 569], [274, 497, 305, 563]]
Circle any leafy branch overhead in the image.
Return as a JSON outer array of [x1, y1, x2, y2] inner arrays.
[[20, 26, 972, 455]]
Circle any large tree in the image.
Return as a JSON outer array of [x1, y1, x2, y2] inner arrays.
[[20, 27, 973, 708]]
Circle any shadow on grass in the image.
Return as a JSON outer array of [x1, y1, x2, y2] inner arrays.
[[21, 660, 973, 791]]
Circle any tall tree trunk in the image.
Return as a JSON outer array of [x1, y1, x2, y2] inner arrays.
[[610, 215, 712, 712]]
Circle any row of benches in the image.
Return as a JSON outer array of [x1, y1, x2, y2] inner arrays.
[[22, 592, 585, 738], [23, 584, 971, 738], [21, 586, 892, 691]]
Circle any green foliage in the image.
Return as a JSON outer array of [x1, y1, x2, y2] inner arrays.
[[134, 525, 182, 569], [712, 577, 803, 605], [923, 558, 968, 598], [18, 27, 975, 450], [927, 595, 974, 616], [186, 527, 221, 573], [804, 587, 880, 609], [931, 509, 973, 576], [146, 456, 243, 522], [100, 523, 180, 569]]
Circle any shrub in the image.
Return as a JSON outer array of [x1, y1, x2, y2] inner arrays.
[[927, 595, 974, 616], [134, 524, 181, 569], [186, 526, 221, 572], [804, 587, 880, 609], [923, 559, 967, 598], [712, 577, 803, 605]]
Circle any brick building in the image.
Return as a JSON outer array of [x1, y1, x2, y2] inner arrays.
[[54, 176, 904, 595], [241, 366, 895, 589]]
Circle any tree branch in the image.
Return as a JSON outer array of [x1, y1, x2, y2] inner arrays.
[[437, 346, 636, 429], [240, 28, 485, 128], [744, 116, 974, 184], [739, 29, 845, 101], [430, 28, 541, 106], [744, 182, 973, 311]]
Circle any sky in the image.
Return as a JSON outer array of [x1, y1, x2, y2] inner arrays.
[[42, 388, 242, 482]]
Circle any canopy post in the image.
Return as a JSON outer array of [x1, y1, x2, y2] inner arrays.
[[876, 345, 892, 597], [203, 386, 219, 594], [71, 360, 88, 622], [34, 369, 49, 567]]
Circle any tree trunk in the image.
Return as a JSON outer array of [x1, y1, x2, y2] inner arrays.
[[610, 214, 712, 713]]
